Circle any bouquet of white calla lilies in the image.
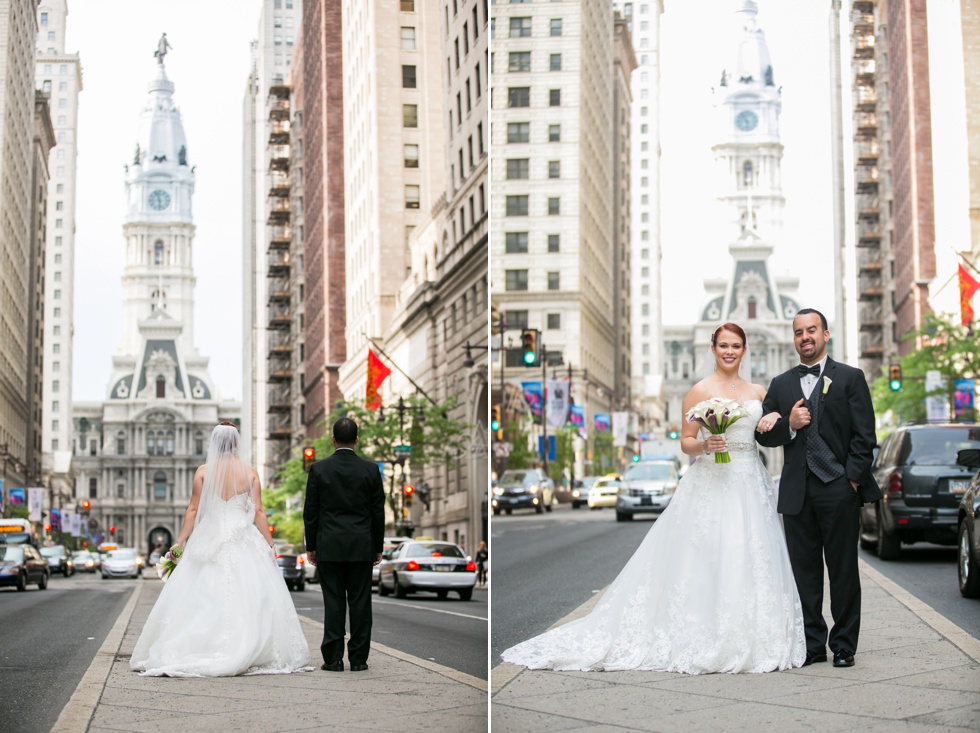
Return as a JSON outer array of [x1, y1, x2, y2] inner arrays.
[[686, 397, 750, 464]]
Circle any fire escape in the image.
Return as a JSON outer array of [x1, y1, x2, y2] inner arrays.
[[267, 83, 293, 469], [852, 1, 884, 375]]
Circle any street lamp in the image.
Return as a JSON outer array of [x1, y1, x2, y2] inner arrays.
[[462, 341, 487, 368]]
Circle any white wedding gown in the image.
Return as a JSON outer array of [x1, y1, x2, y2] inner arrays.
[[502, 400, 806, 674], [131, 492, 312, 677]]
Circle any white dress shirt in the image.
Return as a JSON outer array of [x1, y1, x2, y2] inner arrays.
[[799, 355, 829, 400]]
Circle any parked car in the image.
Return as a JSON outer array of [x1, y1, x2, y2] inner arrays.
[[861, 424, 980, 560], [72, 550, 98, 573], [587, 476, 622, 510], [955, 448, 980, 598], [101, 548, 144, 579], [377, 540, 476, 600], [373, 537, 411, 587], [615, 460, 679, 522], [40, 545, 74, 576], [0, 544, 49, 590], [275, 543, 306, 591], [491, 469, 555, 515]]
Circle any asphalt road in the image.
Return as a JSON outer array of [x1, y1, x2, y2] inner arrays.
[[292, 582, 489, 679], [491, 503, 980, 666], [0, 571, 132, 733]]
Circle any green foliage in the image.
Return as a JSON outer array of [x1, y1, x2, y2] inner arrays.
[[592, 431, 615, 473], [550, 427, 577, 484], [871, 313, 980, 427], [504, 420, 535, 470]]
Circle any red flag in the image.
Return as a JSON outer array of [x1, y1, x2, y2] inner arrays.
[[959, 264, 980, 326], [365, 349, 392, 411]]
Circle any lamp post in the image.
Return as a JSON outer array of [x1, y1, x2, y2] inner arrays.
[[378, 396, 425, 537]]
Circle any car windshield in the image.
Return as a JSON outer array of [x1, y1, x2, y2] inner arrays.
[[624, 463, 675, 481], [276, 545, 297, 555], [499, 471, 531, 483], [596, 480, 621, 488], [40, 546, 66, 557], [74, 552, 93, 561], [0, 546, 25, 563], [406, 543, 465, 559], [106, 549, 136, 560], [906, 428, 980, 465]]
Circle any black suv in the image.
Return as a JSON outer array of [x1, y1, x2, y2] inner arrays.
[[861, 424, 980, 560]]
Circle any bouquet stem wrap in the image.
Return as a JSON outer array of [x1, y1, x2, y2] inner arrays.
[[685, 398, 750, 464]]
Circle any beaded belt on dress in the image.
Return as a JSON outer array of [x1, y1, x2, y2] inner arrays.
[[716, 441, 758, 453]]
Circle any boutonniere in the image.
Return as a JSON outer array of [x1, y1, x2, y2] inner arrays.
[[822, 376, 832, 395]]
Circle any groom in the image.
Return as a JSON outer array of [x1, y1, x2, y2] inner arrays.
[[303, 417, 385, 672], [756, 309, 881, 668]]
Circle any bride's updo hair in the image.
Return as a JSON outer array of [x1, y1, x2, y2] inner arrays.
[[711, 322, 747, 346]]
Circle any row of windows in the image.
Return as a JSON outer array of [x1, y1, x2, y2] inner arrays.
[[506, 121, 561, 143], [86, 472, 173, 501], [506, 86, 561, 108], [505, 309, 561, 332], [505, 232, 561, 253], [504, 17, 563, 38], [505, 194, 559, 216], [504, 269, 560, 291], [505, 158, 560, 179], [507, 51, 562, 73], [76, 433, 208, 457]]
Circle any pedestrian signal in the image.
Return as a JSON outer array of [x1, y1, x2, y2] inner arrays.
[[888, 364, 902, 391], [520, 329, 538, 366], [303, 446, 315, 472]]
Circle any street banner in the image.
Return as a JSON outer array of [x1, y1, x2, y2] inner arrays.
[[0, 478, 3, 514], [570, 404, 584, 428], [9, 488, 25, 507], [959, 264, 980, 325], [538, 435, 557, 462], [365, 349, 392, 411], [612, 411, 629, 447], [594, 413, 610, 432], [546, 379, 569, 428], [522, 380, 543, 419], [925, 370, 948, 422], [66, 513, 81, 537], [954, 379, 975, 421], [50, 508, 61, 531], [28, 488, 44, 522]]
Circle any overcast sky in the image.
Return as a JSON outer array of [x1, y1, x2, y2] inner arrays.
[[69, 0, 262, 402]]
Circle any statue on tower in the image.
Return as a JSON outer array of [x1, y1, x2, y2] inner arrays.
[[154, 33, 172, 65]]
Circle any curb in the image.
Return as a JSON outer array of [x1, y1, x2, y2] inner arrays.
[[50, 581, 144, 733]]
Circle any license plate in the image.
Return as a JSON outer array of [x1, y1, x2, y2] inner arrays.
[[949, 479, 970, 494], [640, 497, 653, 506], [435, 566, 451, 572]]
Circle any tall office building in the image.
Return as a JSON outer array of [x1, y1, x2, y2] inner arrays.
[[242, 0, 302, 483], [0, 0, 41, 507], [36, 0, 81, 512]]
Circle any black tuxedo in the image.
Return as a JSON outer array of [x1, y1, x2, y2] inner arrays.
[[757, 357, 881, 656], [303, 448, 385, 666]]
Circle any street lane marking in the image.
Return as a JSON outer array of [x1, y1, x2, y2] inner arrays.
[[373, 598, 487, 621]]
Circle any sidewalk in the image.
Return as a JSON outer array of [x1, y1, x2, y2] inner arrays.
[[52, 579, 487, 733], [492, 560, 980, 732]]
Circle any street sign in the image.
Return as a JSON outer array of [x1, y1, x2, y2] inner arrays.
[[394, 444, 412, 456], [494, 443, 511, 458], [538, 435, 556, 462]]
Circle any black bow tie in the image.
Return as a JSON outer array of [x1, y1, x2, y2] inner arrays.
[[796, 364, 821, 377]]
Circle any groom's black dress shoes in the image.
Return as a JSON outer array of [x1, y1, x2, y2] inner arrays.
[[833, 650, 855, 668], [802, 651, 828, 667], [321, 661, 344, 672], [349, 663, 369, 672]]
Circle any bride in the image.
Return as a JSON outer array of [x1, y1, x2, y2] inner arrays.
[[501, 323, 806, 674], [131, 423, 311, 677]]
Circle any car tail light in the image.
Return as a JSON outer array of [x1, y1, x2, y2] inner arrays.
[[295, 555, 305, 569], [276, 553, 282, 559], [466, 561, 476, 572], [888, 471, 903, 495], [406, 560, 420, 571]]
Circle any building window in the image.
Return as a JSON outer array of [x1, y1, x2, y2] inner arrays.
[[508, 52, 531, 72], [505, 195, 528, 216], [166, 431, 175, 455], [509, 17, 531, 37], [402, 65, 417, 88], [505, 232, 529, 253], [404, 144, 419, 168], [548, 160, 560, 179], [506, 158, 529, 179], [507, 122, 529, 143], [154, 471, 167, 501], [401, 26, 416, 50], [504, 310, 529, 329], [548, 124, 561, 142], [748, 296, 757, 319], [405, 185, 420, 209], [743, 160, 753, 187], [40, 11, 47, 23], [549, 89, 561, 106], [508, 87, 529, 107], [89, 478, 97, 498], [505, 270, 529, 291], [117, 484, 125, 499], [550, 53, 562, 71], [403, 104, 418, 127], [52, 380, 59, 393], [52, 439, 58, 451], [401, 0, 414, 10], [550, 18, 563, 36], [195, 432, 204, 454], [548, 197, 560, 215], [548, 234, 560, 252], [547, 272, 560, 290], [52, 419, 59, 431], [547, 313, 561, 330], [154, 240, 164, 265], [156, 376, 165, 398], [117, 438, 125, 455]]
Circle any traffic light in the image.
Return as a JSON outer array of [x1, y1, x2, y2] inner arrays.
[[632, 454, 640, 463], [303, 446, 315, 472], [491, 405, 502, 440], [668, 426, 679, 440], [520, 329, 538, 366], [109, 526, 116, 535], [889, 364, 902, 391], [403, 483, 415, 507], [268, 525, 275, 535], [81, 500, 90, 515]]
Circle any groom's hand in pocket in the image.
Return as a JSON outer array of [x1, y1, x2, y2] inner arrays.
[[307, 551, 316, 566]]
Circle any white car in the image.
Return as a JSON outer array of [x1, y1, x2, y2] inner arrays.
[[101, 548, 143, 579], [378, 540, 476, 601]]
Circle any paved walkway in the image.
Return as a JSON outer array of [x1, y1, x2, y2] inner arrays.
[[491, 560, 980, 732], [51, 579, 487, 733]]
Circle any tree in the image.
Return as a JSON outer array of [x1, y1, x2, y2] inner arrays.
[[871, 313, 980, 427], [549, 427, 577, 485], [503, 420, 535, 471], [266, 396, 471, 546], [592, 431, 616, 473]]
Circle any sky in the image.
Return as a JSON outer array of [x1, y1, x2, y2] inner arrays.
[[659, 1, 850, 350], [69, 0, 262, 401]]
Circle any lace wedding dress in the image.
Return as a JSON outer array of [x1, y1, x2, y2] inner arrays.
[[131, 431, 311, 678], [502, 400, 806, 674]]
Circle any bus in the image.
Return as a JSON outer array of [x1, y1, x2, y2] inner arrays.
[[0, 518, 38, 547]]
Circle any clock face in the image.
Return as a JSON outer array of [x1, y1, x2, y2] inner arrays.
[[735, 110, 759, 132], [148, 189, 171, 211]]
